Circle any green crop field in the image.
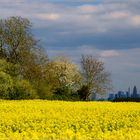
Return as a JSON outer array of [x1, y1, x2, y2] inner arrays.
[[0, 100, 140, 140]]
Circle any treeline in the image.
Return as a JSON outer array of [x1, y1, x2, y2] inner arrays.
[[0, 17, 112, 100], [113, 98, 140, 102]]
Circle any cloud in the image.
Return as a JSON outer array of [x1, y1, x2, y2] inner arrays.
[[1, 0, 140, 33], [78, 5, 97, 13], [0, 0, 23, 3], [100, 50, 120, 58], [109, 11, 129, 19], [131, 15, 140, 26], [36, 13, 61, 21]]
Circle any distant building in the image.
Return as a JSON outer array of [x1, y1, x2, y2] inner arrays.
[[108, 94, 115, 101], [126, 91, 128, 98], [127, 87, 131, 98], [132, 86, 138, 98], [107, 86, 140, 101], [115, 94, 118, 99], [117, 91, 126, 98]]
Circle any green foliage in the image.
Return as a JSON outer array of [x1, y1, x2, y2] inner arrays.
[[54, 86, 71, 95], [77, 85, 90, 101], [0, 16, 35, 63], [0, 71, 13, 99], [0, 59, 19, 77], [37, 83, 53, 99], [0, 59, 38, 100], [0, 16, 112, 101], [10, 80, 38, 100], [51, 94, 80, 101], [0, 16, 48, 89], [0, 71, 38, 99]]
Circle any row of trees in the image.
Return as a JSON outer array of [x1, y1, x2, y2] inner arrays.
[[0, 16, 112, 100]]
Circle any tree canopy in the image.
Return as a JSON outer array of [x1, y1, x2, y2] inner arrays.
[[0, 16, 112, 100], [0, 16, 48, 87], [46, 57, 81, 94]]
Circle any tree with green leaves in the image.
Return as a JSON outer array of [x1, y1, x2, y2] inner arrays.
[[0, 16, 48, 88], [0, 16, 35, 63], [0, 59, 38, 99]]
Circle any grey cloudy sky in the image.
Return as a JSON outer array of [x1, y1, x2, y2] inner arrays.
[[0, 0, 140, 92]]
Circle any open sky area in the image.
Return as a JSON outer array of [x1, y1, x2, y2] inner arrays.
[[1, 0, 140, 92]]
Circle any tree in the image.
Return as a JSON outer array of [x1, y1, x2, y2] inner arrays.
[[46, 56, 81, 95], [0, 16, 48, 88], [0, 59, 19, 77], [80, 55, 112, 100], [0, 16, 35, 63], [11, 80, 38, 100], [0, 71, 13, 99], [0, 59, 38, 99], [77, 85, 90, 101]]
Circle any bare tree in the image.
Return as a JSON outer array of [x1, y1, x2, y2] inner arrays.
[[80, 55, 112, 100]]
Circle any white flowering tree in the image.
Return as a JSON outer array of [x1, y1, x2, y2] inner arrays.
[[46, 57, 81, 94]]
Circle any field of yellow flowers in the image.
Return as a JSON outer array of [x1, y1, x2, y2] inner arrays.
[[0, 100, 140, 140]]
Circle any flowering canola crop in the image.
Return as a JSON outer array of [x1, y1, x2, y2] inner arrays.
[[0, 100, 140, 140]]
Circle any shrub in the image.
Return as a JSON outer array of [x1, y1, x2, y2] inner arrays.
[[0, 71, 13, 99], [10, 80, 38, 100], [77, 85, 90, 101], [54, 86, 71, 96], [37, 83, 54, 99], [51, 94, 79, 101]]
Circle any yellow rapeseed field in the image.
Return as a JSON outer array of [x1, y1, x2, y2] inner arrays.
[[0, 100, 140, 140]]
